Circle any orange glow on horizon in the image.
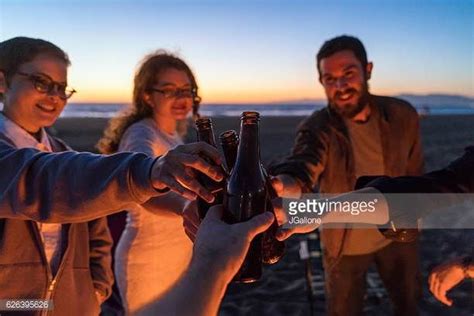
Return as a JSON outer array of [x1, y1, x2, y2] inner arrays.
[[70, 87, 324, 104], [68, 87, 474, 104], [69, 88, 132, 104]]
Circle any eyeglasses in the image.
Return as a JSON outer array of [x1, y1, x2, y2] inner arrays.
[[16, 72, 76, 100], [148, 87, 194, 99]]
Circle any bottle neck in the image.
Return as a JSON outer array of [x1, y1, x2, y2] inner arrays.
[[197, 128, 217, 147], [235, 121, 261, 171], [221, 142, 238, 171], [220, 132, 239, 171]]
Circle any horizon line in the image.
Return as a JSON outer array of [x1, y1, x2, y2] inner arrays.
[[67, 92, 474, 106]]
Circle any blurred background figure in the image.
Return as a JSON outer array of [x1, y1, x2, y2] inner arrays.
[[270, 35, 424, 316], [97, 51, 202, 314]]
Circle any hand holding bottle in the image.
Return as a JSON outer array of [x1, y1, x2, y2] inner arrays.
[[192, 205, 275, 283], [150, 142, 224, 202]]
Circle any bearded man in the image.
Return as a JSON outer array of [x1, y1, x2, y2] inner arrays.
[[271, 35, 424, 316]]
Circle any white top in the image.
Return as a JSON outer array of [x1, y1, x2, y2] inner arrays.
[[114, 118, 193, 314], [0, 112, 62, 275]]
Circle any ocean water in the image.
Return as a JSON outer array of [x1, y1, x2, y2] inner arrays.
[[58, 103, 474, 118], [59, 103, 327, 118], [1, 102, 473, 118]]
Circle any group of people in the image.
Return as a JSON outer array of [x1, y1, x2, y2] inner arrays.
[[0, 34, 471, 316]]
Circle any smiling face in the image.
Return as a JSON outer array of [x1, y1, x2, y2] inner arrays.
[[319, 50, 373, 119], [0, 53, 69, 133], [144, 67, 194, 123]]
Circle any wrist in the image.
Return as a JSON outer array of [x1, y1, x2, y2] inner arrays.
[[189, 256, 232, 285], [150, 157, 170, 193], [187, 258, 230, 299]]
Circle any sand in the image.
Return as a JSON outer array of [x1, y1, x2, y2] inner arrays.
[[51, 114, 474, 315]]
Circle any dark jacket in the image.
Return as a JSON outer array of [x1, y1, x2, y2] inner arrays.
[[371, 146, 473, 194], [0, 134, 142, 316], [368, 146, 474, 226], [271, 95, 424, 266]]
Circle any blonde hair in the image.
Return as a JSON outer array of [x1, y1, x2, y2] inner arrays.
[[97, 50, 201, 154]]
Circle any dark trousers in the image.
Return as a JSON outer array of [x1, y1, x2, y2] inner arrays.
[[324, 241, 421, 316]]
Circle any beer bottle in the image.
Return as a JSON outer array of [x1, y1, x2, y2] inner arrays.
[[219, 130, 239, 172], [224, 111, 268, 282], [195, 117, 224, 219], [261, 167, 286, 264]]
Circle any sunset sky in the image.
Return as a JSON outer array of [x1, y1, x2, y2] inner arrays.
[[1, 0, 472, 103]]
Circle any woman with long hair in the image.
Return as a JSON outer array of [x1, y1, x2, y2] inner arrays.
[[97, 51, 201, 313]]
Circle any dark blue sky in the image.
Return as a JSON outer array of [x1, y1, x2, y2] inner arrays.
[[2, 0, 472, 102]]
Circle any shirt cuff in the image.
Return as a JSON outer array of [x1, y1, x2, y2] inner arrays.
[[149, 156, 171, 194]]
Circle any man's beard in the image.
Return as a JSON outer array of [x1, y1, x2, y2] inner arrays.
[[329, 82, 370, 119]]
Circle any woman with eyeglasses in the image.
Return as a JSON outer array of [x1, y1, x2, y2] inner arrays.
[[0, 37, 113, 314], [97, 51, 201, 314]]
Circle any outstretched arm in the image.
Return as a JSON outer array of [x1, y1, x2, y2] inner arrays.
[[0, 141, 224, 223], [137, 206, 274, 316]]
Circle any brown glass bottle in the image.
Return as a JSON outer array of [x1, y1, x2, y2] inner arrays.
[[223, 111, 267, 283], [221, 128, 284, 264], [219, 130, 239, 172], [261, 167, 286, 264], [195, 117, 224, 219]]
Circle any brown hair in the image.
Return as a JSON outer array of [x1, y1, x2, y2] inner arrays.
[[316, 35, 368, 80], [97, 51, 201, 154], [0, 36, 71, 101]]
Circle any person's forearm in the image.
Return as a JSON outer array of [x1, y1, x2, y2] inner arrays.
[[367, 174, 471, 222], [0, 141, 160, 223], [138, 260, 230, 316]]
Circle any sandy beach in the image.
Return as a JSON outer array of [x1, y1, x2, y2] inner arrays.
[[51, 114, 474, 315]]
